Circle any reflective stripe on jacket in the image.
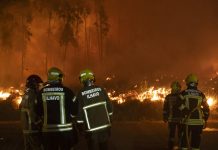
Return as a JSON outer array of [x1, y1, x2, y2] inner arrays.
[[179, 87, 209, 125], [163, 93, 182, 123], [37, 83, 77, 132], [20, 88, 41, 133], [76, 85, 113, 132]]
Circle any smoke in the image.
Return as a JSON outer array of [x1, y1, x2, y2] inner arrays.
[[0, 0, 218, 88], [105, 0, 218, 83]]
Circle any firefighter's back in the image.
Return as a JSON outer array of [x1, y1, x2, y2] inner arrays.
[[37, 67, 77, 150]]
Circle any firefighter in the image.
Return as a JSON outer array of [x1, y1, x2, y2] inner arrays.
[[36, 67, 78, 150], [163, 81, 182, 150], [20, 74, 43, 150], [76, 69, 113, 150], [179, 74, 210, 150]]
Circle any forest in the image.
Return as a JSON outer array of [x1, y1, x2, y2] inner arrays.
[[0, 0, 109, 86]]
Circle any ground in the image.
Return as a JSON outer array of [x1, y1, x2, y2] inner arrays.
[[0, 121, 218, 150]]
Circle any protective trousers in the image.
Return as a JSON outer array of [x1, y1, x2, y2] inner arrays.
[[180, 125, 203, 150], [168, 122, 181, 150], [42, 131, 75, 150], [86, 130, 110, 150], [23, 133, 42, 150]]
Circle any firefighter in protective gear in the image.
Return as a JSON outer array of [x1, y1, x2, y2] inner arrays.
[[36, 67, 78, 150], [163, 81, 182, 150], [76, 69, 113, 150], [179, 74, 210, 150], [20, 74, 43, 150]]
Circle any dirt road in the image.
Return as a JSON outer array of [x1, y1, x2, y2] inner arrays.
[[0, 121, 217, 150]]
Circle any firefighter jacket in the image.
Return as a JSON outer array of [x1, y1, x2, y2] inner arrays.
[[76, 85, 113, 132], [179, 87, 210, 125], [37, 83, 77, 132], [20, 88, 41, 134], [163, 92, 182, 123]]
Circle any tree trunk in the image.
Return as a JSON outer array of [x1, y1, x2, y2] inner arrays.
[[95, 2, 104, 63], [45, 11, 52, 73], [21, 15, 25, 81], [84, 14, 89, 65], [63, 44, 68, 73]]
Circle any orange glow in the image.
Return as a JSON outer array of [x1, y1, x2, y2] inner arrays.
[[0, 87, 23, 109], [0, 84, 217, 111], [207, 97, 214, 106], [108, 83, 217, 110], [106, 77, 112, 81], [0, 91, 11, 100], [137, 87, 169, 102], [11, 96, 22, 109], [108, 86, 170, 104], [206, 96, 217, 109]]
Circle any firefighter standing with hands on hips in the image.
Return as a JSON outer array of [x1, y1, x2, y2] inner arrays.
[[20, 74, 44, 150], [36, 67, 78, 150], [76, 69, 113, 150], [163, 81, 182, 150], [179, 74, 210, 150]]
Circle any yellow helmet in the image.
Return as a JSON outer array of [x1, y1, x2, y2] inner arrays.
[[79, 69, 95, 83], [185, 73, 198, 85], [170, 81, 181, 93], [47, 67, 63, 82]]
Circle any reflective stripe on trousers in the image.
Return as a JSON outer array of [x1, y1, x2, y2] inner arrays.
[[42, 123, 73, 132]]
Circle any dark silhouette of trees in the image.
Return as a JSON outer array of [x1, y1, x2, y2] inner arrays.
[[0, 0, 109, 83], [94, 0, 109, 60], [58, 1, 91, 72], [0, 0, 32, 82], [33, 0, 60, 73]]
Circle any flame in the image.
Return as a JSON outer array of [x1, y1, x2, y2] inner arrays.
[[108, 86, 170, 104], [0, 87, 23, 109], [137, 87, 169, 101], [206, 96, 217, 109], [0, 91, 11, 100], [207, 97, 214, 106], [11, 96, 22, 109], [0, 82, 217, 111], [204, 128, 218, 132], [108, 90, 127, 104], [106, 77, 112, 81], [108, 83, 217, 110]]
